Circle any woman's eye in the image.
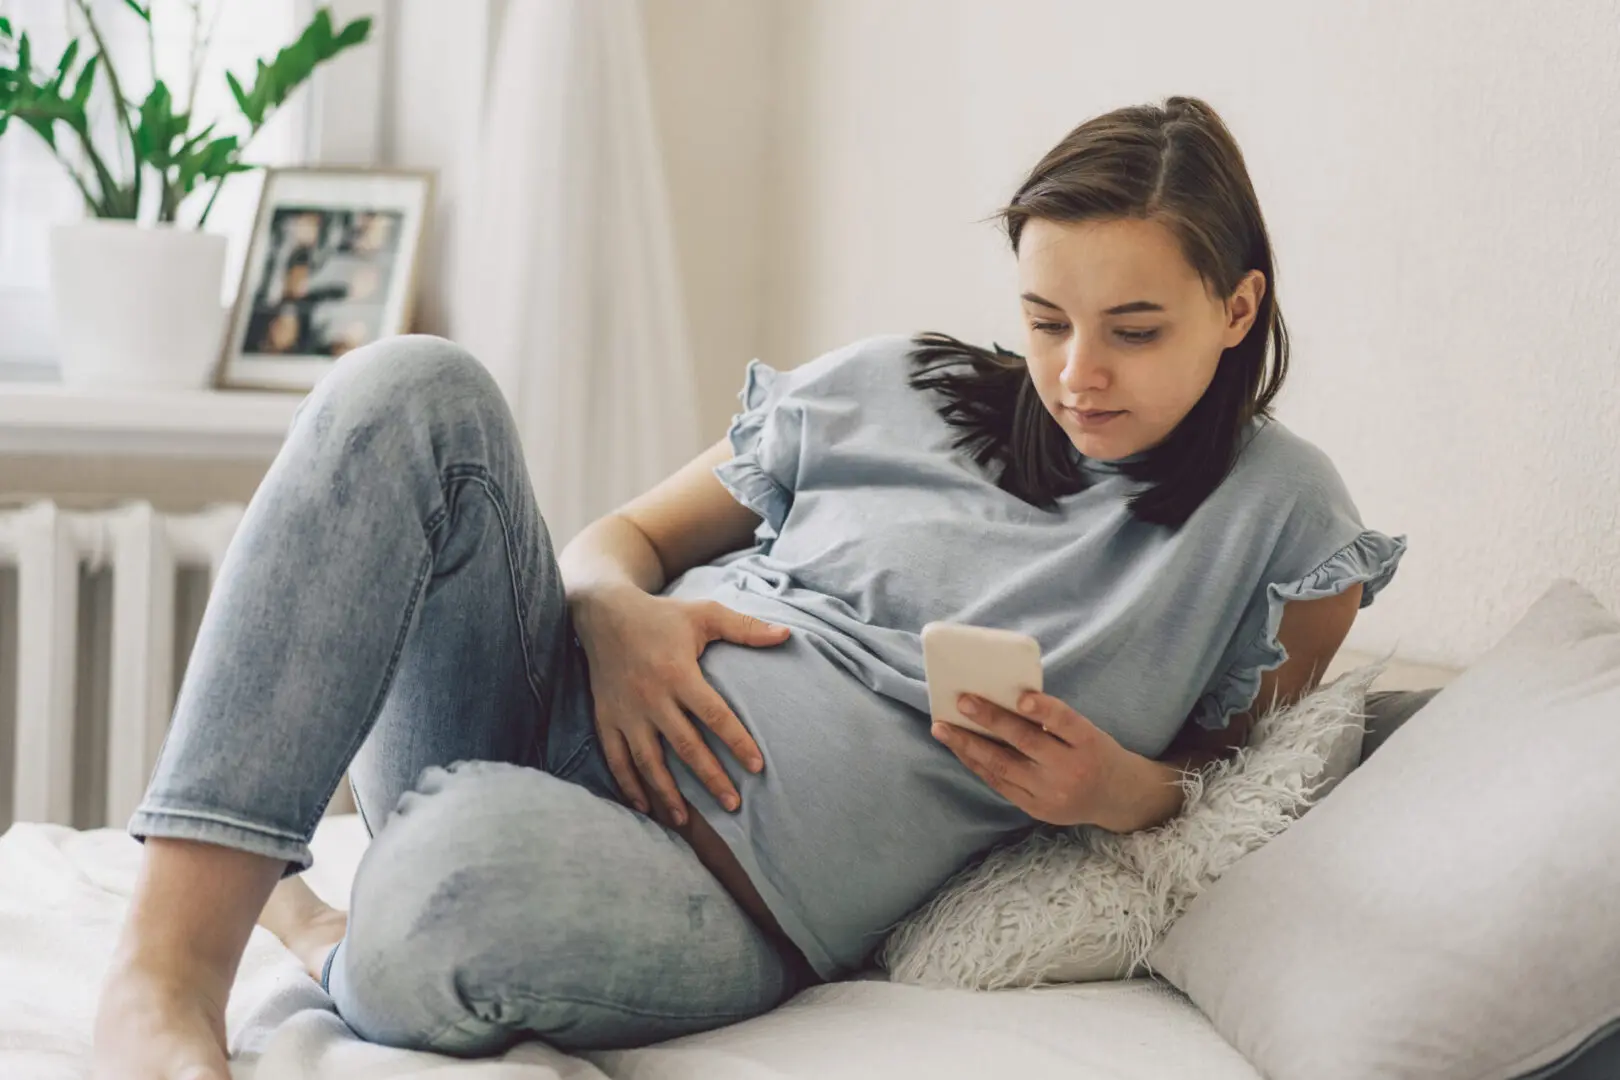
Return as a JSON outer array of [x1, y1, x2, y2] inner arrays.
[[1116, 329, 1159, 345], [1030, 321, 1069, 336]]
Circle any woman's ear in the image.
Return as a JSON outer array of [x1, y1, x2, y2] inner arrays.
[[1221, 270, 1266, 348]]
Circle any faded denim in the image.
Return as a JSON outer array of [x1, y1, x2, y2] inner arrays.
[[129, 336, 809, 1054]]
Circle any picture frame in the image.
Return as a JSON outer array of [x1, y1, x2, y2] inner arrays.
[[217, 166, 435, 392]]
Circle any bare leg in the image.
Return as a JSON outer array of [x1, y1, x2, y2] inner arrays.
[[93, 840, 283, 1080], [258, 875, 349, 982]]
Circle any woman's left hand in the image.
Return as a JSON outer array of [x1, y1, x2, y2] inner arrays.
[[931, 692, 1146, 830]]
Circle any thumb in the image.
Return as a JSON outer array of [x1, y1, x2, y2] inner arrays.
[[705, 603, 791, 647]]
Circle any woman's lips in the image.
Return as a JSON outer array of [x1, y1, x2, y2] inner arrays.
[[1065, 407, 1126, 430]]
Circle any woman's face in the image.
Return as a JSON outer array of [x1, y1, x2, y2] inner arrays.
[[1016, 216, 1265, 461]]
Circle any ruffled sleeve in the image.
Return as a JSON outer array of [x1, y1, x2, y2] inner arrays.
[[1189, 528, 1407, 732], [713, 358, 800, 543]]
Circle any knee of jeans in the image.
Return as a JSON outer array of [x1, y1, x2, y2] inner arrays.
[[294, 335, 508, 461], [331, 762, 617, 1053]]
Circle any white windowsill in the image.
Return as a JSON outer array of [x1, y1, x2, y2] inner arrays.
[[0, 382, 303, 459]]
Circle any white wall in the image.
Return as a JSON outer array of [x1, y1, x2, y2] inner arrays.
[[750, 0, 1620, 665], [377, 0, 494, 340], [643, 0, 780, 441], [376, 0, 1619, 665], [380, 0, 778, 443]]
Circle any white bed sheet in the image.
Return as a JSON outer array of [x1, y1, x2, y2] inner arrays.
[[0, 812, 1260, 1080]]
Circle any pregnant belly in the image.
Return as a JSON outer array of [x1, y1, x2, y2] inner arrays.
[[666, 633, 1038, 971], [670, 811, 788, 940]]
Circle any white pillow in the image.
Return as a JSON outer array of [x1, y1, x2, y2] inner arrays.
[[1148, 580, 1620, 1080], [877, 662, 1380, 990]]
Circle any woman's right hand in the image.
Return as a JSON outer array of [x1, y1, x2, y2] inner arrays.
[[570, 585, 791, 826]]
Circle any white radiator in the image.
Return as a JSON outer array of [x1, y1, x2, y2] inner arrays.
[[0, 501, 242, 830]]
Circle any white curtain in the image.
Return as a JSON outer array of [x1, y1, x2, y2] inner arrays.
[[449, 0, 701, 547]]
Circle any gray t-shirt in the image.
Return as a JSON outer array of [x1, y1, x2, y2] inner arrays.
[[661, 333, 1404, 977]]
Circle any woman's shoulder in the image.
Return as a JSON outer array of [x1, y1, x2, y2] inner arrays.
[[1215, 416, 1398, 590], [766, 332, 919, 394], [742, 334, 932, 445], [1225, 415, 1355, 515]]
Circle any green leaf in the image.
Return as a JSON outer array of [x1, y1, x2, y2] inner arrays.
[[70, 52, 98, 108], [335, 17, 372, 49], [224, 70, 249, 118], [0, 17, 12, 39], [47, 39, 80, 94], [203, 134, 239, 168], [288, 39, 318, 84], [21, 114, 57, 149], [175, 132, 245, 198], [135, 79, 180, 164], [309, 8, 334, 47], [55, 40, 80, 80], [174, 119, 217, 158], [121, 1, 152, 23], [250, 58, 273, 120], [223, 8, 372, 134], [19, 29, 30, 74]]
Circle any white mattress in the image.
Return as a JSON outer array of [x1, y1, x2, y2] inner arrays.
[[0, 812, 1261, 1079]]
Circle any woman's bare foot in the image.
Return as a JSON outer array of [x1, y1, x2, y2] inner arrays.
[[258, 874, 349, 982], [93, 838, 284, 1080], [94, 959, 231, 1080]]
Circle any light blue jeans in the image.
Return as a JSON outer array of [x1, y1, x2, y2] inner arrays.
[[128, 336, 814, 1054]]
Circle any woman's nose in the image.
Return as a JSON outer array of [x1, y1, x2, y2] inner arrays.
[[1060, 339, 1110, 393]]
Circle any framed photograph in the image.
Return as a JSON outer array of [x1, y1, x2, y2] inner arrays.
[[218, 166, 435, 392]]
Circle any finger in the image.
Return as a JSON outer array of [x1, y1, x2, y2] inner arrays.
[[957, 694, 1057, 761], [1012, 691, 1096, 747], [932, 722, 1041, 802], [702, 602, 791, 648], [682, 680, 765, 773], [656, 700, 742, 812], [932, 723, 1042, 811], [600, 729, 651, 815], [628, 731, 690, 826]]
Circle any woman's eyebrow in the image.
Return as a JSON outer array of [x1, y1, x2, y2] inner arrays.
[[1020, 292, 1166, 316]]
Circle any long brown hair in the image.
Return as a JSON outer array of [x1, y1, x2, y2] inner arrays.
[[910, 95, 1289, 528]]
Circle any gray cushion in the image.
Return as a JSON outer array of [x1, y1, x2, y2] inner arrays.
[[1361, 687, 1441, 761], [1148, 580, 1620, 1080], [1531, 1020, 1620, 1079]]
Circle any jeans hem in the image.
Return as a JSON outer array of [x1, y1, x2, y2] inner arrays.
[[128, 807, 315, 872], [423, 990, 772, 1056], [320, 942, 341, 993]]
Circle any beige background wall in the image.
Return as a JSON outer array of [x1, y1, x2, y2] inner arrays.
[[642, 0, 779, 442], [12, 1, 1619, 668], [718, 0, 1620, 666]]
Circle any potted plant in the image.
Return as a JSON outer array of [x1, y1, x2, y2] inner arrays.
[[0, 2, 370, 389]]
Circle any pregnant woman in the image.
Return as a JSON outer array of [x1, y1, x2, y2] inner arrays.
[[95, 95, 1402, 1078]]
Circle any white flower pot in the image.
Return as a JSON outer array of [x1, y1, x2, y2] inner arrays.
[[49, 220, 229, 390]]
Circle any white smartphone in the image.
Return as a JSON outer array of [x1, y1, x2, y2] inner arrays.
[[921, 621, 1044, 740]]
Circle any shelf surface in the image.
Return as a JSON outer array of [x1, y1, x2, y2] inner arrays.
[[0, 382, 302, 459]]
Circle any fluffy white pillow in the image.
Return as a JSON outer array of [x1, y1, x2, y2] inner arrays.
[[877, 662, 1381, 989]]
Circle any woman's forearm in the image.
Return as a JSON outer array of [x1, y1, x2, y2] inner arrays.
[[1101, 725, 1246, 833], [557, 513, 668, 607], [1102, 752, 1212, 833]]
